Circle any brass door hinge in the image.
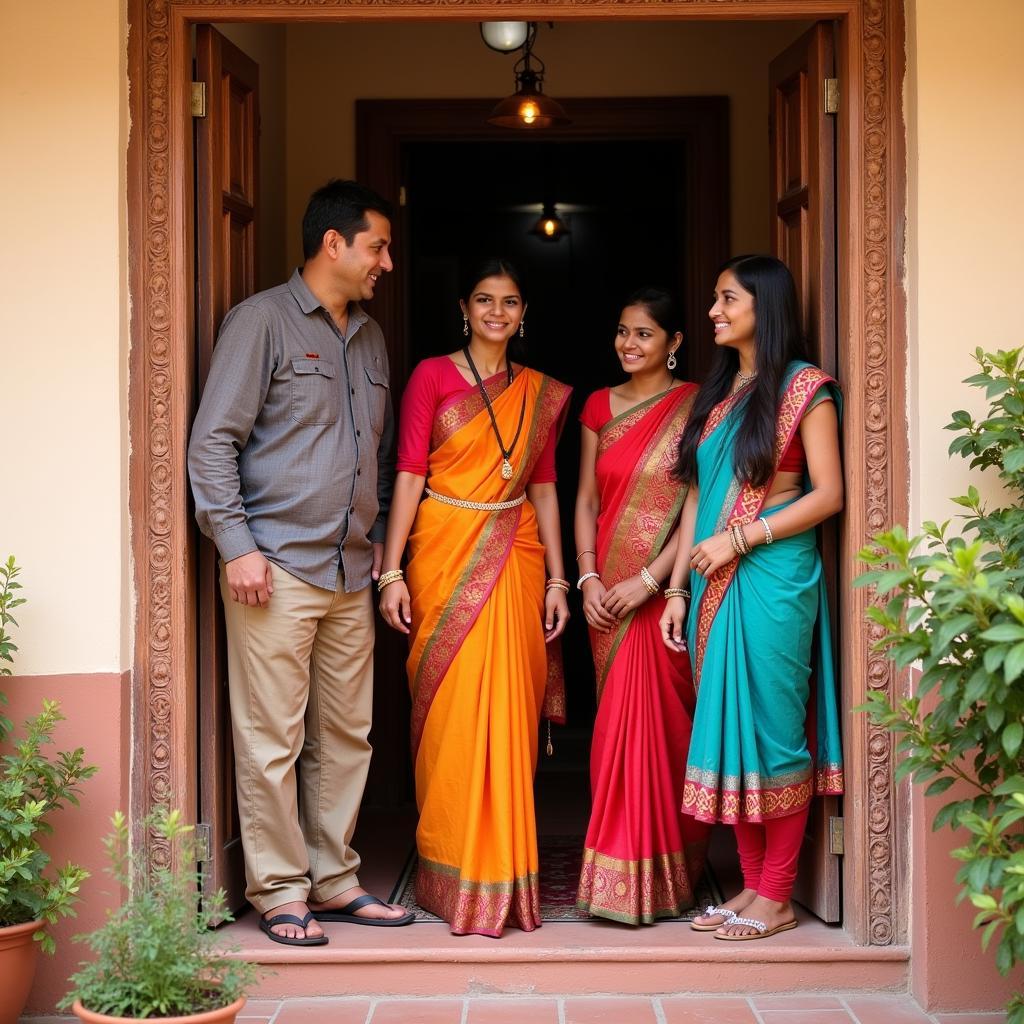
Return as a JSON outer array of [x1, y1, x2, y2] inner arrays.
[[195, 822, 212, 862], [191, 82, 207, 118], [829, 815, 844, 855], [824, 78, 839, 115]]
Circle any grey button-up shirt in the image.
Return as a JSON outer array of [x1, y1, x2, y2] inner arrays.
[[188, 269, 395, 592]]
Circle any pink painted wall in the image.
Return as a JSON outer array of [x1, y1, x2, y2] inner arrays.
[[2, 672, 129, 1013], [910, 775, 1019, 1010]]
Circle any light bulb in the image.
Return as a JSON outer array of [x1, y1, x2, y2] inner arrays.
[[480, 22, 530, 53], [519, 100, 540, 125], [543, 219, 557, 236]]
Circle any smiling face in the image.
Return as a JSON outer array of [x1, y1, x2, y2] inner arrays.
[[615, 304, 681, 375], [460, 275, 526, 345], [709, 269, 757, 350], [330, 209, 393, 303]]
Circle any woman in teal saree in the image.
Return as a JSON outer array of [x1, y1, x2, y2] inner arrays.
[[661, 255, 844, 941]]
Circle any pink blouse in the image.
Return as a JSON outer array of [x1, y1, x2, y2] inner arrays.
[[397, 355, 559, 483]]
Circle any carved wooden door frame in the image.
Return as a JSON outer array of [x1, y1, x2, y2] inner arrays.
[[126, 0, 907, 949]]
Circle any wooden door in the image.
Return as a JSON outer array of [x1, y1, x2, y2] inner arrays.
[[769, 22, 842, 924], [194, 24, 259, 911]]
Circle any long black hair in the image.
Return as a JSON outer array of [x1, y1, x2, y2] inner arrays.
[[674, 254, 810, 487]]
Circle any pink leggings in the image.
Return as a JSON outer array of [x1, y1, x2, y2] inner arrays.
[[733, 804, 810, 903]]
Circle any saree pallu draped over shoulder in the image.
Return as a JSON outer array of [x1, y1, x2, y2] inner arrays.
[[407, 366, 570, 936], [576, 384, 709, 925], [683, 362, 844, 826]]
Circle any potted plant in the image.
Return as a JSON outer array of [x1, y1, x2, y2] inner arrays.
[[0, 556, 97, 1024], [856, 347, 1024, 1023], [62, 808, 259, 1023]]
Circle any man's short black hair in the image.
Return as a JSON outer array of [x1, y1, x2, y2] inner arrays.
[[301, 179, 393, 260]]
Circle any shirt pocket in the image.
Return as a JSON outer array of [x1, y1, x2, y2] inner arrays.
[[364, 365, 389, 437], [290, 358, 340, 425]]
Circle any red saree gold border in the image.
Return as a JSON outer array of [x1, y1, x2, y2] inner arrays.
[[591, 386, 697, 696], [410, 371, 572, 754], [577, 847, 699, 925], [415, 856, 541, 937], [692, 366, 834, 685]]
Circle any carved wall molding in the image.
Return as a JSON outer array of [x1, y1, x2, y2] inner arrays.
[[126, 0, 907, 942]]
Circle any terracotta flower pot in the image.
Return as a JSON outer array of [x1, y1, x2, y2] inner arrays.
[[0, 919, 42, 1024], [71, 996, 246, 1024]]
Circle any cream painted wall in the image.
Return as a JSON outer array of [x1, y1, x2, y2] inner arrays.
[[0, 0, 129, 675], [906, 0, 1024, 532], [284, 19, 809, 272]]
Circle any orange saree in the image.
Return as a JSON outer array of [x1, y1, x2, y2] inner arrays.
[[407, 366, 571, 936]]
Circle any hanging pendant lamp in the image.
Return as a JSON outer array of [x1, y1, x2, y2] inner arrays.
[[486, 25, 570, 130]]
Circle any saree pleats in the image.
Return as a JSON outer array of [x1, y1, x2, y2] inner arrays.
[[682, 363, 845, 826], [408, 367, 570, 936], [576, 385, 708, 924]]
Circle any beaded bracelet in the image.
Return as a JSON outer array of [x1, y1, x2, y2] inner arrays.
[[376, 569, 405, 593], [664, 587, 691, 600], [639, 566, 660, 595], [577, 572, 601, 590]]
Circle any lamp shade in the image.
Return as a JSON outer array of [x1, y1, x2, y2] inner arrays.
[[487, 72, 571, 130], [480, 21, 530, 52]]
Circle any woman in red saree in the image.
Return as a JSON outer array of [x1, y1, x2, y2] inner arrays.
[[575, 289, 708, 925], [379, 259, 571, 937]]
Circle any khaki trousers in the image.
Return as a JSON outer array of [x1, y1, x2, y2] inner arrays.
[[221, 562, 374, 913]]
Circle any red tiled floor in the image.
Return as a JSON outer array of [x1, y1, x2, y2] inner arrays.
[[238, 999, 283, 1019], [465, 998, 561, 1024], [369, 999, 464, 1024], [753, 995, 847, 1010], [273, 998, 371, 1023], [846, 995, 936, 1023], [660, 996, 759, 1023], [564, 997, 660, 1024], [760, 1012, 854, 1024], [933, 1016, 1008, 1023]]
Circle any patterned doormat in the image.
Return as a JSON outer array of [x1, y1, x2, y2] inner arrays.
[[389, 835, 723, 924]]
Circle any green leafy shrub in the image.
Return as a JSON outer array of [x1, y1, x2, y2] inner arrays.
[[857, 347, 1024, 1023], [0, 557, 97, 952], [62, 809, 259, 1017]]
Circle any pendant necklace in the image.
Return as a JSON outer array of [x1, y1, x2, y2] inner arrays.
[[733, 368, 757, 393], [463, 345, 527, 481]]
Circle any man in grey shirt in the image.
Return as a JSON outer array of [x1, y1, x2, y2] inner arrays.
[[188, 180, 412, 944]]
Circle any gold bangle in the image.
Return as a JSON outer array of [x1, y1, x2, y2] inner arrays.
[[575, 549, 596, 562], [547, 577, 570, 588], [664, 587, 690, 600], [546, 581, 570, 593], [639, 566, 659, 595], [376, 569, 404, 593]]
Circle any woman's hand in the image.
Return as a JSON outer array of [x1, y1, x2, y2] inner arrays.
[[544, 588, 570, 642], [689, 531, 738, 578], [379, 579, 412, 634], [601, 575, 654, 620], [659, 595, 689, 652], [581, 578, 617, 633]]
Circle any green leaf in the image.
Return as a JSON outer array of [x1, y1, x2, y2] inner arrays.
[[925, 776, 956, 798], [970, 892, 998, 910], [1004, 723, 1024, 759], [934, 614, 977, 652], [1006, 642, 1024, 684], [980, 623, 1024, 642]]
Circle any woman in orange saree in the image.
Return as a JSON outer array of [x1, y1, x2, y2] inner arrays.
[[575, 289, 708, 925], [379, 260, 571, 937]]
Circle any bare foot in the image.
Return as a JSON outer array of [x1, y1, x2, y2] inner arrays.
[[691, 887, 758, 929], [262, 900, 324, 941], [715, 894, 796, 938], [310, 885, 408, 922]]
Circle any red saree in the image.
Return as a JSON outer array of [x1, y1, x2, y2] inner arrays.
[[576, 384, 709, 924]]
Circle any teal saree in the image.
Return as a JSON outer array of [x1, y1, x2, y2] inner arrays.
[[682, 361, 844, 824]]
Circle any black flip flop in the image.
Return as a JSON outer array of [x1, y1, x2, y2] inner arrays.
[[259, 910, 329, 946], [312, 893, 415, 926]]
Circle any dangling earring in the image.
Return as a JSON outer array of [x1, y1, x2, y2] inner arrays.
[[519, 320, 526, 339], [667, 351, 678, 371], [463, 315, 469, 337]]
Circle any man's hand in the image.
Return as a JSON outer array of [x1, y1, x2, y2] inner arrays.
[[371, 542, 384, 581], [225, 551, 274, 607]]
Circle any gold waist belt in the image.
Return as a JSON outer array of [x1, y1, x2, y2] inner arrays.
[[425, 487, 526, 512]]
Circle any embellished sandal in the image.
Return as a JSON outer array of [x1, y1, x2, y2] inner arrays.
[[713, 915, 798, 941], [690, 904, 739, 932]]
